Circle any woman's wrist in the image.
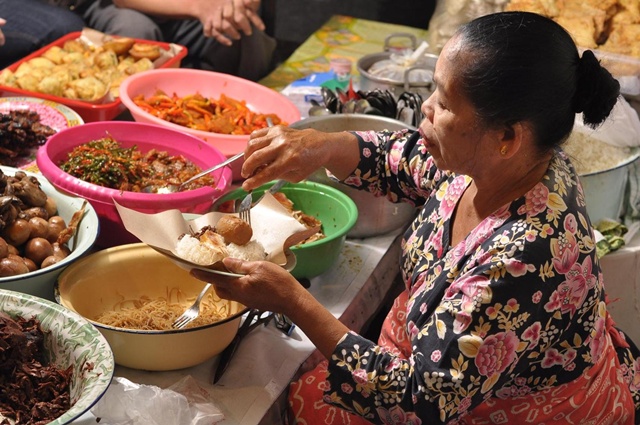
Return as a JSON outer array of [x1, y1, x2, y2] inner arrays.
[[323, 131, 360, 180]]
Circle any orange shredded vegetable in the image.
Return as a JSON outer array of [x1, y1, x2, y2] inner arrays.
[[132, 90, 286, 135]]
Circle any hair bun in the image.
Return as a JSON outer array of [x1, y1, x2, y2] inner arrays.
[[573, 50, 620, 128]]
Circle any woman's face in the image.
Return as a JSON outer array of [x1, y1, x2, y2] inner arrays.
[[419, 37, 499, 176]]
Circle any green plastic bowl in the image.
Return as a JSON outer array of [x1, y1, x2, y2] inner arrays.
[[216, 181, 358, 279]]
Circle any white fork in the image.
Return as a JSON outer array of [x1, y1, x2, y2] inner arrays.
[[172, 283, 212, 329]]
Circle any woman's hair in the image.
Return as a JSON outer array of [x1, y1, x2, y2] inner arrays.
[[454, 11, 620, 150]]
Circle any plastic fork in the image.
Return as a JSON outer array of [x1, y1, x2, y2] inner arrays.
[[172, 283, 212, 329]]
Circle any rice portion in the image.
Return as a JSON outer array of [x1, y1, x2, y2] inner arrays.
[[226, 240, 267, 261], [563, 131, 638, 175], [175, 234, 228, 265]]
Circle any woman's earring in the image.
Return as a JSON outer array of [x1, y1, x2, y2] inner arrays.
[[500, 145, 508, 155]]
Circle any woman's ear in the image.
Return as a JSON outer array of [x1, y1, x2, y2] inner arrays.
[[498, 121, 527, 159]]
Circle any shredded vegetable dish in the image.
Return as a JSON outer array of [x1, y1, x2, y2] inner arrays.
[[132, 90, 286, 135], [58, 135, 216, 192]]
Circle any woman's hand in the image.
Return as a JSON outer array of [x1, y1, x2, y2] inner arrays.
[[191, 257, 351, 358], [241, 126, 360, 192], [191, 258, 306, 316]]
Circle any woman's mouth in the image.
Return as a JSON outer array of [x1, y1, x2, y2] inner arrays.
[[419, 129, 433, 149]]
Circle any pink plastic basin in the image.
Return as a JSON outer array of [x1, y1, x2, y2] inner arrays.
[[36, 121, 232, 248], [119, 68, 301, 179]]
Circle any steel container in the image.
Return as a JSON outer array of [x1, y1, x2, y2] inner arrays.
[[290, 114, 418, 238]]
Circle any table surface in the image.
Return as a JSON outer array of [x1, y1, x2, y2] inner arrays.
[[260, 15, 429, 92], [73, 230, 404, 424], [69, 17, 429, 423]]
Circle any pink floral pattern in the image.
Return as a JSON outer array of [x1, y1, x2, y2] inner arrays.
[[289, 130, 639, 424]]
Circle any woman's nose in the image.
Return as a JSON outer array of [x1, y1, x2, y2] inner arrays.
[[421, 97, 434, 123]]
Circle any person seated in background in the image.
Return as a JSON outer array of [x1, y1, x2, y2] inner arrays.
[[0, 0, 85, 69], [192, 11, 640, 424], [52, 0, 276, 81]]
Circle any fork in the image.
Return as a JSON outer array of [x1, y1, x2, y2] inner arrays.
[[237, 192, 252, 225], [172, 283, 212, 329]]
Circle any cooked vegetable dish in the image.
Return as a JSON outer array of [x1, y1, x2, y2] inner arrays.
[[58, 135, 216, 192], [132, 91, 286, 135]]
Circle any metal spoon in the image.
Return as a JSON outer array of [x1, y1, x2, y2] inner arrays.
[[142, 152, 244, 193]]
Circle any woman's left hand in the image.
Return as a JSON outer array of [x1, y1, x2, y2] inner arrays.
[[191, 257, 306, 316]]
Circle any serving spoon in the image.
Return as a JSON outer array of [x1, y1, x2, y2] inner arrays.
[[142, 151, 244, 194]]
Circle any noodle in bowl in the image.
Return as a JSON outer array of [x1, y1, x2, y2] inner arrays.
[[55, 243, 247, 371]]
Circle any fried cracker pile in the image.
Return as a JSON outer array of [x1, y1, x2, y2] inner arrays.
[[0, 37, 160, 101], [505, 0, 640, 57]]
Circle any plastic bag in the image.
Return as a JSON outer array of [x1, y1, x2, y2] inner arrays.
[[90, 376, 224, 425], [367, 41, 434, 83], [427, 0, 509, 53]]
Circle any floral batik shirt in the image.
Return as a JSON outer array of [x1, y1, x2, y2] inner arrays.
[[323, 129, 639, 424]]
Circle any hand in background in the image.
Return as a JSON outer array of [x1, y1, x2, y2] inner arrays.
[[0, 18, 6, 47], [197, 0, 265, 46], [231, 0, 265, 35]]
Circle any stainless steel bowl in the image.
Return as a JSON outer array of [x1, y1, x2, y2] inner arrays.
[[290, 114, 418, 238]]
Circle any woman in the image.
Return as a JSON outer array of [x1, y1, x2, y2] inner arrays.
[[193, 11, 640, 424]]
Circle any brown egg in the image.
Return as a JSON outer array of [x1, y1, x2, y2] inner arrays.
[[215, 215, 252, 246], [24, 237, 54, 266], [3, 218, 31, 246], [0, 256, 29, 277]]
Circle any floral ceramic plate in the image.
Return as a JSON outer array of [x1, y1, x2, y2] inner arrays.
[[0, 96, 84, 169], [0, 96, 84, 131], [0, 289, 114, 425]]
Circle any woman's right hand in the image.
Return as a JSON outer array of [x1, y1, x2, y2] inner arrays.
[[241, 125, 360, 192]]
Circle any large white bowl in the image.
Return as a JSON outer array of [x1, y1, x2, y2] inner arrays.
[[56, 243, 247, 371], [0, 288, 114, 425], [0, 166, 99, 302]]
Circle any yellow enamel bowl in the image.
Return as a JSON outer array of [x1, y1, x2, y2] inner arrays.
[[55, 243, 247, 371]]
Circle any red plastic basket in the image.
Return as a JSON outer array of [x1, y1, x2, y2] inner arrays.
[[0, 32, 187, 122]]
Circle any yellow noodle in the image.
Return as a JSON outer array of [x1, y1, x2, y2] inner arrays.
[[93, 289, 232, 330]]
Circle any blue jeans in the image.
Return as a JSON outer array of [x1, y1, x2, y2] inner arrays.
[[0, 0, 85, 68]]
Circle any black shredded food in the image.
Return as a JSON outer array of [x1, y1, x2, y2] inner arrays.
[[0, 312, 72, 425], [0, 110, 55, 166]]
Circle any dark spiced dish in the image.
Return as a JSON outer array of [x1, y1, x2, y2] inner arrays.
[[0, 312, 72, 425]]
